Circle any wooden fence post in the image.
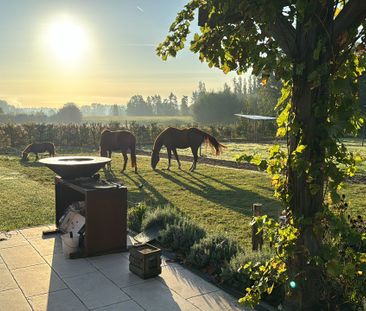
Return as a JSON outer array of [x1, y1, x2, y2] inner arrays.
[[252, 203, 263, 251]]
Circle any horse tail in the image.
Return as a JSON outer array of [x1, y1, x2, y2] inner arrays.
[[203, 132, 225, 156], [49, 143, 56, 156], [100, 129, 109, 157]]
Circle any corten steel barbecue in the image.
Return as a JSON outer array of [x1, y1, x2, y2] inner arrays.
[[39, 156, 128, 257]]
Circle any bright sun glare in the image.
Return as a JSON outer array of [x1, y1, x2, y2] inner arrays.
[[44, 17, 89, 65]]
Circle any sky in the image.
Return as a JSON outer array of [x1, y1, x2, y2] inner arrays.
[[0, 0, 239, 108]]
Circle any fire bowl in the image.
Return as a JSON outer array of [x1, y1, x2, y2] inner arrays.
[[39, 156, 111, 179]]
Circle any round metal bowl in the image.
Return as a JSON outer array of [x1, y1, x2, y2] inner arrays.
[[39, 156, 111, 179]]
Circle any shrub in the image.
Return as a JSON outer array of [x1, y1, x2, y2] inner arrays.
[[141, 205, 183, 232], [187, 234, 240, 272], [220, 249, 273, 292], [128, 203, 149, 233], [159, 219, 206, 255]]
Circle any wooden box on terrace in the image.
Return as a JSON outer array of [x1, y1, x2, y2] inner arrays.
[[129, 244, 162, 279]]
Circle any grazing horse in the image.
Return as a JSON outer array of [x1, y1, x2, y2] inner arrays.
[[22, 142, 55, 160], [151, 127, 224, 172], [100, 129, 137, 173]]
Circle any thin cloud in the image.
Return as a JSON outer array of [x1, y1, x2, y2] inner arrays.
[[136, 6, 144, 12]]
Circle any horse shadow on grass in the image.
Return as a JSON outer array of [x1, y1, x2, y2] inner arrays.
[[19, 159, 44, 168], [156, 169, 278, 218], [103, 168, 170, 207]]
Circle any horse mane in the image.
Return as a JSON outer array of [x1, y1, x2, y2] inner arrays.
[[152, 132, 164, 154], [22, 144, 32, 154]]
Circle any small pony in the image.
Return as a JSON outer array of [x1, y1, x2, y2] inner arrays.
[[22, 142, 55, 161], [100, 129, 137, 173]]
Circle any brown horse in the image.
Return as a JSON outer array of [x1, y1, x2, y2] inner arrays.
[[22, 142, 55, 160], [151, 127, 224, 172], [100, 129, 137, 173]]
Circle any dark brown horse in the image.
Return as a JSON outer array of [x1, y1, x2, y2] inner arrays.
[[22, 142, 55, 160], [151, 127, 224, 172], [100, 129, 137, 173]]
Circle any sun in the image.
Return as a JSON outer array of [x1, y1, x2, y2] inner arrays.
[[44, 17, 90, 64]]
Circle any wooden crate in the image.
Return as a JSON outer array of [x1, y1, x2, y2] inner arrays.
[[129, 243, 161, 279]]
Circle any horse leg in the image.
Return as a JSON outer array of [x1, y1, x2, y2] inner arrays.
[[173, 148, 181, 169], [121, 152, 128, 172], [167, 148, 172, 170], [190, 146, 198, 172], [107, 151, 112, 170]]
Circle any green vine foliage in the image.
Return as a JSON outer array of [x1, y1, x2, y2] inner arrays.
[[157, 1, 366, 309]]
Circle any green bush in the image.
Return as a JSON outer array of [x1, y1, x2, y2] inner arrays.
[[187, 234, 240, 272], [159, 219, 206, 255], [141, 205, 183, 232], [220, 249, 273, 292], [128, 202, 149, 233]]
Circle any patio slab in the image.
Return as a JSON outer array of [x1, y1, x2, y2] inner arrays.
[[12, 263, 67, 297], [159, 264, 218, 299], [0, 244, 45, 270], [0, 264, 17, 292], [28, 236, 63, 257], [27, 289, 88, 311], [63, 271, 130, 309], [0, 231, 28, 250], [0, 225, 254, 311], [0, 288, 32, 311], [93, 300, 144, 311], [123, 279, 200, 311], [44, 254, 97, 279]]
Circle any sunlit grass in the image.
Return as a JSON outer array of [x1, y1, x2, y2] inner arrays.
[[1, 143, 365, 248]]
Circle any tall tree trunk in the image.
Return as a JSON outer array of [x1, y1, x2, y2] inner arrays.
[[284, 72, 329, 310]]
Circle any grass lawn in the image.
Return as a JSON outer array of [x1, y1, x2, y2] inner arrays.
[[1, 148, 365, 249]]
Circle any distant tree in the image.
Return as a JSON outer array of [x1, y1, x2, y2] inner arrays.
[[191, 81, 207, 106], [149, 95, 163, 115], [192, 91, 242, 123], [163, 92, 179, 115], [126, 95, 153, 116], [110, 104, 120, 116], [53, 103, 82, 123], [180, 95, 190, 115], [0, 107, 3, 114]]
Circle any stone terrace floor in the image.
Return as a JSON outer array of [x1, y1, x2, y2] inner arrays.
[[0, 225, 251, 311]]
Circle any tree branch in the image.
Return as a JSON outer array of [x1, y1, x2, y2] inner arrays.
[[265, 13, 296, 58], [199, 8, 296, 59], [333, 0, 366, 41]]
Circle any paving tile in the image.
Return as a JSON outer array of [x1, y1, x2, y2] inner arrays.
[[0, 288, 32, 311], [93, 300, 144, 311], [0, 231, 28, 249], [123, 279, 200, 311], [90, 254, 146, 289], [159, 265, 218, 299], [63, 271, 130, 309], [0, 256, 3, 264], [12, 263, 66, 297], [161, 256, 185, 269], [44, 254, 97, 279], [0, 264, 17, 292], [188, 289, 251, 311], [0, 245, 44, 270], [28, 289, 88, 311], [28, 236, 63, 257], [87, 252, 128, 270], [20, 226, 51, 240]]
